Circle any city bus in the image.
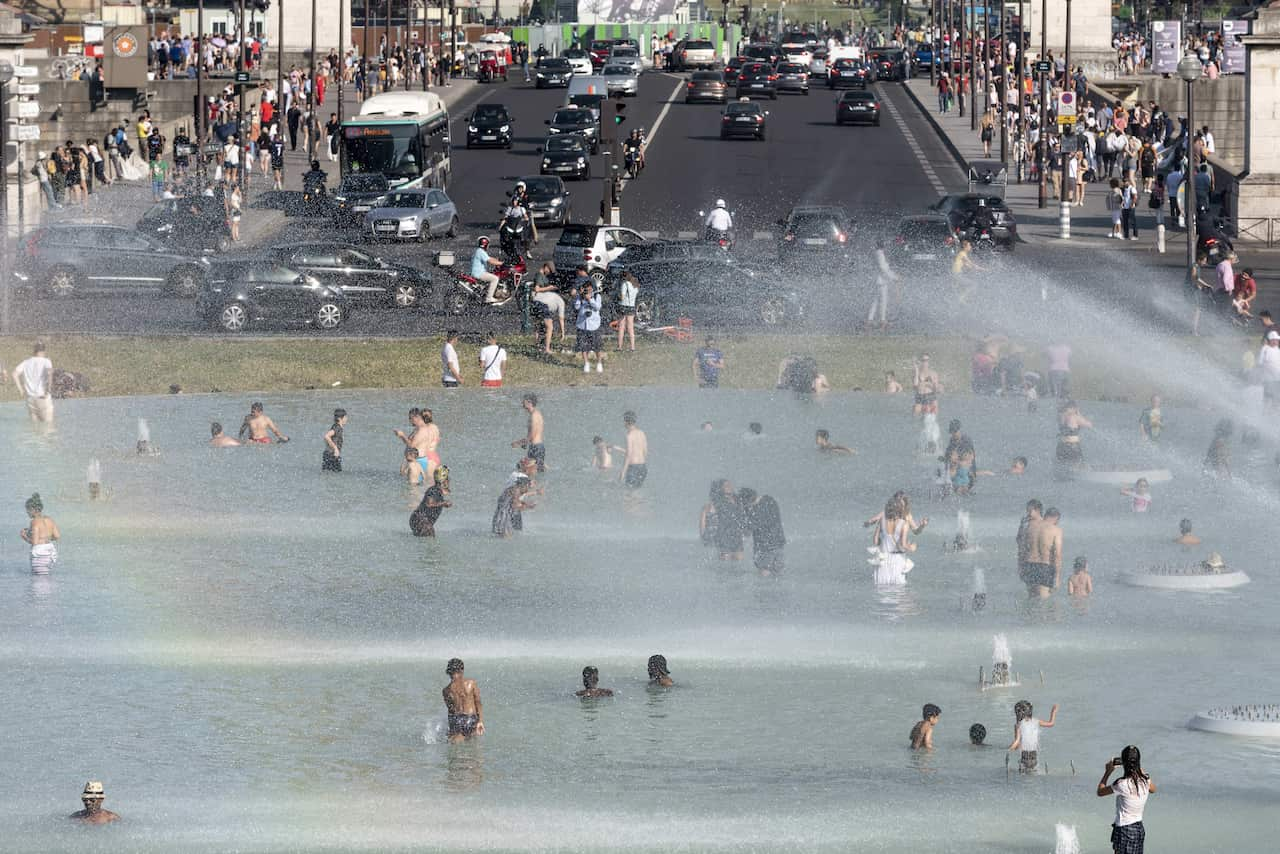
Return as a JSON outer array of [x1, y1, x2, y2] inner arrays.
[[340, 91, 451, 190]]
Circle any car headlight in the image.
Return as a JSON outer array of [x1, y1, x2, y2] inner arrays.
[[334, 195, 347, 203], [542, 158, 552, 167], [401, 217, 416, 225], [499, 124, 510, 133], [550, 196, 564, 205], [548, 127, 560, 134], [468, 125, 478, 133], [536, 72, 546, 78], [305, 275, 323, 289], [577, 157, 586, 165]]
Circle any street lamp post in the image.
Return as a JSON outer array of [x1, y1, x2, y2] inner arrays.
[[1058, 0, 1071, 238], [969, 0, 976, 131], [1036, 0, 1046, 208], [0, 61, 14, 335], [1177, 52, 1202, 284], [998, 0, 1006, 163]]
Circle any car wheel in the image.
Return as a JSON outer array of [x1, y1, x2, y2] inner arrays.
[[447, 216, 459, 238], [167, 265, 203, 298], [874, 117, 881, 126], [46, 266, 79, 298], [760, 297, 788, 327], [394, 283, 418, 308], [219, 303, 248, 332], [635, 293, 658, 326], [418, 222, 431, 242], [720, 132, 729, 139], [836, 116, 845, 125], [446, 289, 469, 315], [583, 165, 591, 180], [314, 301, 344, 330], [466, 140, 473, 149]]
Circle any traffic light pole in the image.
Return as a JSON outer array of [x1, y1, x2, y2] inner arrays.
[[602, 95, 625, 225]]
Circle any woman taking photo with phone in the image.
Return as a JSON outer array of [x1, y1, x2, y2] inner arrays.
[[1098, 745, 1155, 853]]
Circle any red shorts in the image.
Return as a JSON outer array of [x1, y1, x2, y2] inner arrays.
[[250, 436, 271, 444], [481, 379, 503, 388]]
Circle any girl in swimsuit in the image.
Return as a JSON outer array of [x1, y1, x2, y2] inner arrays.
[[20, 493, 61, 575], [1056, 401, 1093, 466]]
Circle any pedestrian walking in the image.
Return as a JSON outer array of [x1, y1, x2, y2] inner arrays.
[[1121, 176, 1140, 240]]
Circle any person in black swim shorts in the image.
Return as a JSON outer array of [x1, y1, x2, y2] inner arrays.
[[442, 658, 485, 743]]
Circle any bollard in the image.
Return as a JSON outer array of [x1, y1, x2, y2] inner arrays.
[[1156, 222, 1166, 253], [1058, 201, 1071, 239]]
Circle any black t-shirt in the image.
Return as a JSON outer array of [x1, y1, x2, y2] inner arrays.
[[415, 486, 446, 525], [747, 496, 786, 550], [270, 140, 285, 168]]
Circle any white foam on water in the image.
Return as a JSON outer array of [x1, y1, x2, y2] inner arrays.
[[1054, 823, 1080, 854], [972, 567, 987, 596], [137, 417, 151, 443], [421, 713, 450, 744], [992, 633, 1011, 667], [86, 458, 101, 485]]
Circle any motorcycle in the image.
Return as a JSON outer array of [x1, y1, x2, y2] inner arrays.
[[447, 254, 528, 315], [624, 146, 641, 179], [301, 170, 328, 217], [697, 208, 735, 251], [498, 213, 533, 260]]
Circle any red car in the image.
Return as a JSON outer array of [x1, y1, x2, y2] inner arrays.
[[588, 39, 613, 68]]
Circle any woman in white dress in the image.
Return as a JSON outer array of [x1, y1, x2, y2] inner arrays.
[[869, 498, 916, 585]]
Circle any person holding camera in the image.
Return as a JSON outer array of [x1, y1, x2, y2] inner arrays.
[[572, 281, 605, 374], [1097, 745, 1155, 854]]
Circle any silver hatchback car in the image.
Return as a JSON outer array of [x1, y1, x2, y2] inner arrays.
[[365, 189, 459, 241], [608, 46, 645, 73], [601, 64, 639, 96]]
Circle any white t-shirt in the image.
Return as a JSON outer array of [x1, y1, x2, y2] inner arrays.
[[1016, 718, 1040, 751], [478, 344, 506, 382], [1257, 343, 1280, 379], [1112, 775, 1150, 827], [441, 342, 460, 383], [14, 356, 52, 398]]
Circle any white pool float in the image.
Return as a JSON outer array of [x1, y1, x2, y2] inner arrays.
[[1188, 705, 1280, 737], [1119, 568, 1250, 590]]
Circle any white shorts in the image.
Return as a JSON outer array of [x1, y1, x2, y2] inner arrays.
[[26, 395, 53, 421]]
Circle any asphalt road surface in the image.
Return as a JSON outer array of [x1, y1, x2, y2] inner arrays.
[[7, 71, 1217, 339]]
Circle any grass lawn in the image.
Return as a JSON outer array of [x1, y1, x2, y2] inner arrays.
[[0, 332, 1253, 404]]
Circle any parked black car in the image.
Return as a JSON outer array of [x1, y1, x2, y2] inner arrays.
[[198, 261, 347, 332], [610, 244, 806, 327], [332, 173, 390, 225], [466, 103, 514, 148], [137, 195, 232, 253], [261, 243, 435, 310], [15, 223, 210, 298], [929, 193, 1018, 248], [533, 56, 573, 88], [835, 90, 881, 125], [518, 175, 573, 227]]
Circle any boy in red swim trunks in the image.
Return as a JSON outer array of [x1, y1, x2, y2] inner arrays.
[[238, 402, 289, 443]]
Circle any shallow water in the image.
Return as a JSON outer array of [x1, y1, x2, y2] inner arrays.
[[2, 388, 1277, 852]]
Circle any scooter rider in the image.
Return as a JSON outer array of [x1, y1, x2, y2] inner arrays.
[[302, 159, 327, 195], [506, 180, 537, 244], [623, 129, 645, 172], [704, 198, 733, 241], [964, 196, 995, 236], [472, 236, 504, 304]]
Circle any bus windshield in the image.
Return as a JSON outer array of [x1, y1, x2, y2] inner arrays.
[[344, 125, 424, 179]]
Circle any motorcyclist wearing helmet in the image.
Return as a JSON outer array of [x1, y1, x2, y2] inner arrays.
[[704, 199, 733, 242], [965, 196, 995, 234], [471, 236, 504, 304], [302, 159, 327, 194], [623, 129, 645, 172], [503, 180, 537, 244]]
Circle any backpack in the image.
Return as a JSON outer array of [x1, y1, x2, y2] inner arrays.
[[1148, 183, 1165, 209]]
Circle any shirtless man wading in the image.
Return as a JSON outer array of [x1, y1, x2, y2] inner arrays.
[[618, 410, 648, 488], [512, 393, 546, 472], [239, 402, 289, 444], [1023, 507, 1063, 598], [395, 407, 442, 482], [442, 658, 485, 742]]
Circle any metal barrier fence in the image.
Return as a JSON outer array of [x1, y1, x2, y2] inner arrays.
[[1233, 217, 1280, 247]]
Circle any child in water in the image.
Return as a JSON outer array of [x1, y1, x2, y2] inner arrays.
[[1068, 556, 1093, 596], [1138, 395, 1162, 442], [321, 408, 347, 472], [1120, 478, 1152, 512], [400, 446, 423, 485], [884, 371, 903, 394], [410, 465, 452, 537], [815, 429, 855, 455], [910, 703, 941, 749], [20, 493, 60, 575], [591, 436, 613, 469], [1007, 700, 1059, 773]]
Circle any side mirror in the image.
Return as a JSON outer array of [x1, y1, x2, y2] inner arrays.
[[442, 136, 450, 145], [545, 119, 551, 124]]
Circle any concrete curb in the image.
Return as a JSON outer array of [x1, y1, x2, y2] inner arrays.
[[899, 81, 969, 174]]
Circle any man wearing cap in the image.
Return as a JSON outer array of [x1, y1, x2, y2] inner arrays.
[[442, 658, 485, 742], [69, 781, 120, 823]]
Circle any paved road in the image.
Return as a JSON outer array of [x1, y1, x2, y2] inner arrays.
[[9, 70, 1205, 340]]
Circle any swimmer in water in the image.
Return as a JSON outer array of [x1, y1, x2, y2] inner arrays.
[[1023, 507, 1063, 598], [815, 429, 855, 455], [591, 436, 613, 469], [410, 466, 452, 537], [1068, 556, 1093, 597], [1139, 395, 1162, 442], [912, 355, 942, 416], [209, 422, 241, 447], [576, 666, 614, 698], [618, 411, 648, 488], [647, 654, 673, 687], [969, 723, 987, 746], [401, 446, 424, 485], [910, 703, 941, 749], [885, 371, 903, 394], [321, 408, 346, 473], [239, 402, 288, 444], [1121, 478, 1152, 512], [747, 421, 763, 437], [394, 407, 441, 482], [864, 491, 928, 536], [1174, 518, 1201, 546], [69, 781, 119, 824], [700, 422, 714, 432], [20, 493, 60, 575], [442, 658, 485, 742], [512, 393, 546, 472]]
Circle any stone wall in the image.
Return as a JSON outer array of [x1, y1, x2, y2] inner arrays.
[[1027, 0, 1115, 65]]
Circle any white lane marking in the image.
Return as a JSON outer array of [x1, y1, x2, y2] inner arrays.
[[752, 231, 773, 240], [877, 89, 947, 196], [676, 230, 697, 239], [640, 230, 660, 238]]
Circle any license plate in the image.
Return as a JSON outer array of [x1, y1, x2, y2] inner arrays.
[[353, 204, 370, 212], [842, 71, 855, 77], [751, 83, 763, 88], [552, 165, 574, 171], [482, 135, 496, 141], [912, 253, 937, 261], [736, 117, 754, 122], [854, 105, 869, 110], [375, 225, 396, 233], [804, 238, 827, 245]]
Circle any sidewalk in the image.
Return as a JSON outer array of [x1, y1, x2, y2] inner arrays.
[[899, 77, 1280, 288]]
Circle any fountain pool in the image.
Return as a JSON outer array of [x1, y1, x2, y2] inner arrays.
[[1, 388, 1278, 852]]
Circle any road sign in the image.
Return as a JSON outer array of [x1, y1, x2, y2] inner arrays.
[[1056, 90, 1076, 118], [203, 143, 223, 155], [234, 70, 250, 83], [15, 124, 41, 141], [16, 100, 39, 119], [16, 83, 39, 95], [1034, 59, 1052, 74], [12, 65, 38, 78]]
